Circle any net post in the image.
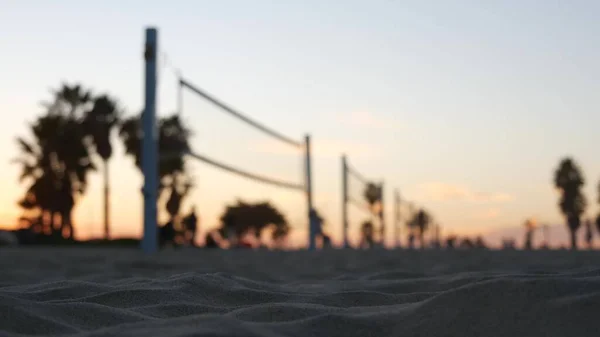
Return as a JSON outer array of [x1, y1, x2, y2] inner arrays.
[[305, 134, 316, 251], [342, 154, 349, 249], [379, 181, 385, 248], [394, 189, 401, 249], [177, 76, 183, 116], [141, 27, 159, 254]]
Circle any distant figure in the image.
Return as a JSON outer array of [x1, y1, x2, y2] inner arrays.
[[321, 234, 332, 248], [159, 220, 177, 248], [359, 221, 375, 249], [446, 235, 457, 249], [523, 218, 535, 250], [524, 229, 533, 250], [183, 207, 199, 246], [502, 238, 516, 250], [408, 233, 415, 249], [311, 209, 332, 249]]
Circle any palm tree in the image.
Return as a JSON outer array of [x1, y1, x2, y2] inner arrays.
[[84, 95, 121, 239], [165, 174, 194, 228], [363, 182, 383, 243], [15, 109, 95, 239], [53, 84, 92, 117], [409, 209, 431, 249], [119, 113, 192, 226], [554, 157, 587, 250], [363, 182, 382, 214], [595, 181, 600, 241]]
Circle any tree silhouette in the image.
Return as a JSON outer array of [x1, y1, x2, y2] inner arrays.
[[54, 84, 92, 116], [15, 84, 97, 240], [83, 95, 121, 239], [311, 209, 331, 248], [363, 182, 382, 214], [554, 157, 587, 250], [165, 175, 194, 223], [218, 200, 289, 246], [409, 209, 431, 249], [363, 182, 382, 243]]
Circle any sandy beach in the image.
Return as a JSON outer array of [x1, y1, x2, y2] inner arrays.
[[1, 247, 600, 337]]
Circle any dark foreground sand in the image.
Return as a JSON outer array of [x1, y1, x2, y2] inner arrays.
[[1, 248, 600, 337]]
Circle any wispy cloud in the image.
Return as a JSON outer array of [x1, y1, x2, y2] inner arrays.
[[338, 111, 404, 130], [249, 138, 382, 159], [415, 182, 514, 203], [473, 208, 501, 219]]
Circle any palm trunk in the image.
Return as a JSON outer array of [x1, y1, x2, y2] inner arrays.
[[65, 212, 74, 240], [570, 229, 577, 250], [103, 159, 110, 240]]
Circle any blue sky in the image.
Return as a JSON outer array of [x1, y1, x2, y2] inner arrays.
[[1, 0, 600, 246]]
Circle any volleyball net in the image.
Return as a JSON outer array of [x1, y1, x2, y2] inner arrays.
[[141, 27, 316, 253], [341, 155, 386, 248]]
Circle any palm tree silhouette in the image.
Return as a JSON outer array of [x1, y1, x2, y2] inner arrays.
[[595, 181, 600, 244], [15, 85, 96, 239], [53, 84, 92, 117], [165, 174, 194, 232], [363, 182, 382, 243], [83, 95, 121, 239], [409, 209, 431, 249], [554, 157, 587, 250]]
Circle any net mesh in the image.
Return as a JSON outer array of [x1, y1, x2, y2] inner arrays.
[[176, 78, 309, 247], [344, 162, 381, 247]]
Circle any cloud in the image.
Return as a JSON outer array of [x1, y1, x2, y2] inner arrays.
[[338, 111, 404, 130], [415, 182, 514, 203], [249, 138, 382, 159], [473, 208, 501, 220]]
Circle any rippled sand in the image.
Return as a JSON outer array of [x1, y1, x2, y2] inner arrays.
[[1, 247, 600, 336]]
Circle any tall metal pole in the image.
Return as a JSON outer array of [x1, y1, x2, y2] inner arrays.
[[342, 155, 349, 248], [103, 163, 110, 239], [141, 27, 159, 254], [378, 181, 385, 248], [177, 78, 183, 116], [305, 134, 316, 251], [394, 189, 401, 248]]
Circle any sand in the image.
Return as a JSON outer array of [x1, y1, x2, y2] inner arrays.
[[1, 248, 600, 337]]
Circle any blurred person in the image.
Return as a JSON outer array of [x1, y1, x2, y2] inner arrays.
[[182, 207, 199, 247], [359, 221, 375, 249]]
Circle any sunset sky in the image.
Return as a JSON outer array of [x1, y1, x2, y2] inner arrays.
[[1, 0, 600, 247]]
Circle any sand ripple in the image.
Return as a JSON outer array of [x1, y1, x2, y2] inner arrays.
[[1, 248, 600, 336]]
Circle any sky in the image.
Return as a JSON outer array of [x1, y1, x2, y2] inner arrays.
[[1, 0, 600, 247]]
